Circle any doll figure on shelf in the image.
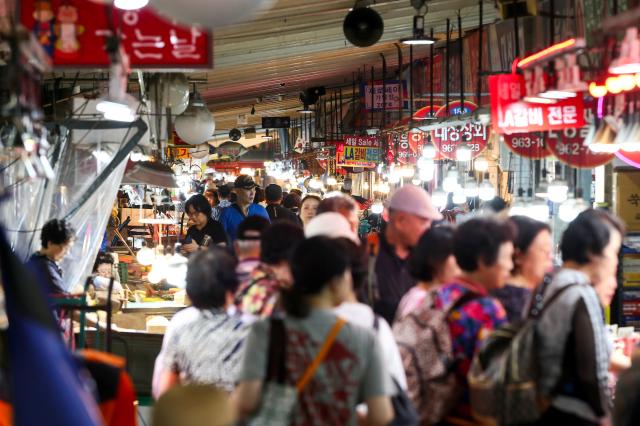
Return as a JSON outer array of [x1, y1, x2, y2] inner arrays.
[[32, 0, 56, 56], [54, 3, 84, 59]]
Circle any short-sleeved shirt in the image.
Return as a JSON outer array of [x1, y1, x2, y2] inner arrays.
[[186, 218, 228, 246], [373, 233, 415, 324], [238, 309, 393, 426], [234, 263, 281, 318], [219, 204, 270, 241], [265, 204, 300, 224], [434, 280, 507, 418], [163, 309, 250, 391]]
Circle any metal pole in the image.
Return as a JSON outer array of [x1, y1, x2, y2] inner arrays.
[[477, 0, 483, 105], [394, 43, 403, 124], [458, 11, 464, 109], [446, 18, 451, 116], [370, 64, 375, 128], [339, 88, 343, 137], [381, 53, 387, 128], [430, 28, 434, 116], [410, 44, 414, 127]]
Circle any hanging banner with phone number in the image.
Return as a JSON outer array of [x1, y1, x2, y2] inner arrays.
[[503, 133, 551, 159], [430, 101, 489, 160], [546, 100, 613, 168]]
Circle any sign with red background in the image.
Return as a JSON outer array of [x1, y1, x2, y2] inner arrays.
[[489, 74, 586, 134], [431, 101, 488, 160], [546, 100, 614, 168], [343, 135, 379, 148], [21, 0, 212, 69], [386, 131, 428, 165], [503, 133, 552, 159], [616, 151, 640, 168]]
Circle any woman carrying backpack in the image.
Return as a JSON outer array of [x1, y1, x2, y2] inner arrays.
[[234, 237, 394, 426], [393, 217, 514, 424], [535, 209, 624, 426]]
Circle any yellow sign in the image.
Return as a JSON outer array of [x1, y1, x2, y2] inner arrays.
[[336, 145, 379, 168]]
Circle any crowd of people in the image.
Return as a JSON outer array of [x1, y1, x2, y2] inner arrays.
[[26, 175, 640, 425]]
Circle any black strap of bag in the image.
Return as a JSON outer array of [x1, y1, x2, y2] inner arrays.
[[265, 318, 287, 384]]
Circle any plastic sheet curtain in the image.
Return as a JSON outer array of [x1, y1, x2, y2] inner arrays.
[[0, 129, 69, 259], [1, 118, 147, 292], [53, 143, 128, 292]]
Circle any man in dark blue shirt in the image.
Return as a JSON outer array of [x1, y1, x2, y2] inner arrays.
[[220, 175, 270, 241], [28, 219, 76, 295]]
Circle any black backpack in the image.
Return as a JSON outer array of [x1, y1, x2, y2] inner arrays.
[[468, 284, 577, 425]]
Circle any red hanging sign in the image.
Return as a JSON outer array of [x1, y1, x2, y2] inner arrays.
[[21, 0, 212, 69], [489, 74, 586, 134], [546, 100, 614, 168], [386, 131, 429, 165], [616, 151, 640, 169], [430, 101, 489, 160], [502, 133, 552, 159]]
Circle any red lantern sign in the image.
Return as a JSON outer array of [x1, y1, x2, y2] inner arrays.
[[430, 101, 489, 160], [546, 100, 614, 168], [386, 131, 427, 165], [616, 150, 640, 168], [502, 133, 552, 159]]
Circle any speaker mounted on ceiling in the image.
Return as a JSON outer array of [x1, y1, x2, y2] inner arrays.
[[343, 2, 384, 48], [229, 128, 242, 141]]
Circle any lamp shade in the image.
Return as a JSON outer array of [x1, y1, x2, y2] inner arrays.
[[175, 106, 215, 145], [148, 73, 190, 116], [151, 0, 275, 29]]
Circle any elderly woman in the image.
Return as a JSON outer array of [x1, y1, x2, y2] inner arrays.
[[535, 209, 625, 426]]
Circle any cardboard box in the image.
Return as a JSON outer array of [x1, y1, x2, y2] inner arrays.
[[615, 170, 640, 232]]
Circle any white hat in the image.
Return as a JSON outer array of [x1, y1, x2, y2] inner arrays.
[[305, 212, 360, 245], [388, 185, 443, 220]]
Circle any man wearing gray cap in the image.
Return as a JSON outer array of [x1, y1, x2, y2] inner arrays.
[[372, 185, 443, 324]]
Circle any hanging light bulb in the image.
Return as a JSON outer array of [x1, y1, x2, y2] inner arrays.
[[148, 255, 169, 284], [401, 167, 416, 178], [548, 179, 569, 203], [432, 190, 448, 208], [114, 0, 149, 10], [412, 178, 422, 186], [558, 197, 589, 222], [422, 144, 437, 159], [456, 143, 472, 162], [363, 182, 370, 190], [326, 176, 338, 186], [371, 201, 384, 214], [479, 173, 496, 201], [463, 181, 479, 198], [443, 170, 459, 193], [452, 187, 466, 204], [388, 166, 402, 184], [419, 164, 435, 182], [165, 246, 189, 288], [535, 181, 549, 199], [309, 177, 322, 189], [526, 200, 550, 222], [509, 197, 530, 216], [474, 155, 489, 172], [136, 244, 155, 266]]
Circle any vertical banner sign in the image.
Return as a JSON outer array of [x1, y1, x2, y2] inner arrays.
[[430, 101, 489, 160], [361, 80, 408, 111], [489, 74, 586, 134], [546, 100, 614, 168], [386, 131, 426, 165], [336, 135, 380, 168], [21, 0, 213, 69]]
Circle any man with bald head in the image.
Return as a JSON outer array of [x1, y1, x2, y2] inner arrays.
[[373, 185, 443, 324]]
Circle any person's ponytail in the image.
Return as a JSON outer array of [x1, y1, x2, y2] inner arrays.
[[285, 237, 349, 318]]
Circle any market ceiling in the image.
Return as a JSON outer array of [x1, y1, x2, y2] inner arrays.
[[188, 0, 498, 134]]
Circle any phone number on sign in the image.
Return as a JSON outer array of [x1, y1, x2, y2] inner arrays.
[[510, 136, 544, 149], [438, 143, 482, 153]]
